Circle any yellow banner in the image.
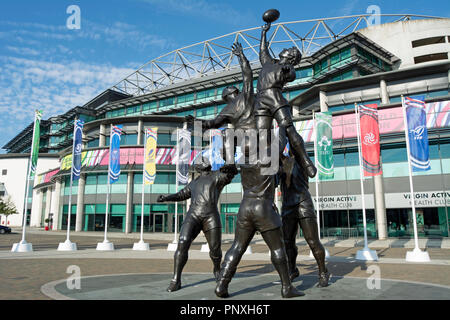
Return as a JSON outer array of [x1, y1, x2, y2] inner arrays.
[[144, 127, 158, 185]]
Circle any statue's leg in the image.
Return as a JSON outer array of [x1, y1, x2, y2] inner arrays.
[[261, 227, 305, 298], [204, 227, 222, 281], [299, 197, 329, 287], [273, 106, 317, 178], [281, 210, 300, 280], [215, 224, 255, 298], [168, 217, 202, 292]]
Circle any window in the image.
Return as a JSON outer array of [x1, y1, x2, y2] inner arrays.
[[87, 138, 99, 148], [412, 36, 446, 48], [159, 97, 174, 111], [1, 169, 6, 176], [142, 101, 158, 114], [176, 93, 195, 107], [158, 133, 176, 146], [414, 52, 448, 64]]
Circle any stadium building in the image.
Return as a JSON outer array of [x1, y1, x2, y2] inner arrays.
[[1, 14, 449, 239]]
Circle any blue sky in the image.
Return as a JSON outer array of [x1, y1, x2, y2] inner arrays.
[[0, 0, 449, 152]]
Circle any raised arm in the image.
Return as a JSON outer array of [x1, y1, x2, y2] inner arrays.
[[260, 23, 273, 65], [216, 164, 238, 189], [232, 42, 253, 98], [157, 184, 192, 202]]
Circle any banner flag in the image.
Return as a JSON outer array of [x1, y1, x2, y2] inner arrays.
[[315, 112, 334, 180], [144, 127, 158, 185], [72, 119, 85, 181], [29, 110, 42, 179], [109, 125, 123, 184], [404, 96, 431, 171], [176, 128, 191, 185], [358, 104, 382, 176]]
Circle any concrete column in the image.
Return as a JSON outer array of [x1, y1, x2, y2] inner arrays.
[[51, 180, 62, 230], [380, 80, 390, 104], [30, 189, 43, 227], [45, 187, 52, 222], [137, 119, 143, 145], [319, 90, 328, 112], [125, 172, 134, 234], [99, 124, 106, 147], [372, 79, 390, 240], [75, 174, 86, 232]]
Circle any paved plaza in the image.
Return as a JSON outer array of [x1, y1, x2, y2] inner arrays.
[[1, 228, 450, 300]]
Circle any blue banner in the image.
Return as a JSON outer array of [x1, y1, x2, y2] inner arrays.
[[72, 119, 84, 181], [405, 96, 431, 171], [210, 129, 225, 171], [109, 125, 123, 184], [176, 129, 191, 185]]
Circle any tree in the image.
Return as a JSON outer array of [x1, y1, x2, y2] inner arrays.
[[0, 196, 18, 225]]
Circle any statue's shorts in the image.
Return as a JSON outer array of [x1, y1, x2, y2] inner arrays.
[[235, 197, 282, 233], [184, 210, 221, 233], [281, 196, 317, 220]]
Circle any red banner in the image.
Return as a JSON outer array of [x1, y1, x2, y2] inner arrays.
[[359, 104, 382, 176]]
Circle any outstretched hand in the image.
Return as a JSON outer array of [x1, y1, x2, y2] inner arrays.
[[157, 195, 166, 203], [281, 65, 291, 73], [262, 22, 271, 32], [231, 42, 243, 57]]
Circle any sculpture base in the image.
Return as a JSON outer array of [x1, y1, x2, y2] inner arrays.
[[167, 242, 178, 251], [356, 247, 378, 261], [96, 240, 114, 251], [309, 248, 330, 259], [132, 241, 150, 251], [11, 240, 33, 252], [406, 247, 430, 262], [57, 240, 77, 251]]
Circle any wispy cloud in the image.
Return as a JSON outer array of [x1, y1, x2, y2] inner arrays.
[[0, 56, 134, 148], [137, 0, 256, 27]]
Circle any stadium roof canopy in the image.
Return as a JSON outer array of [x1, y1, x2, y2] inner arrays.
[[111, 14, 446, 97]]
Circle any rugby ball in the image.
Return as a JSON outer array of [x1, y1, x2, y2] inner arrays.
[[262, 9, 280, 23]]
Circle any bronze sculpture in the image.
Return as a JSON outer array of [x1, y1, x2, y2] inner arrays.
[[158, 160, 238, 292]]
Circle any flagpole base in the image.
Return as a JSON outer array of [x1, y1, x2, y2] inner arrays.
[[96, 240, 114, 251], [167, 242, 178, 251], [406, 247, 430, 262], [309, 248, 330, 259], [57, 240, 77, 251], [244, 246, 252, 255], [11, 240, 33, 252], [200, 243, 209, 252], [356, 247, 378, 261], [132, 240, 150, 251]]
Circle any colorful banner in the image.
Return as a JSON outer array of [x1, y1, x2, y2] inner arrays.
[[176, 129, 191, 185], [109, 125, 123, 184], [404, 96, 431, 171], [29, 110, 42, 179], [296, 99, 450, 142], [144, 127, 158, 185], [72, 119, 84, 181], [359, 104, 382, 176], [315, 112, 334, 180]]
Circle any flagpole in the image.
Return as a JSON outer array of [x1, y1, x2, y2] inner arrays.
[[58, 118, 79, 251], [354, 104, 378, 260], [401, 96, 430, 262], [173, 129, 179, 245], [12, 111, 39, 252], [313, 111, 321, 239], [97, 124, 114, 251], [310, 111, 329, 258]]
